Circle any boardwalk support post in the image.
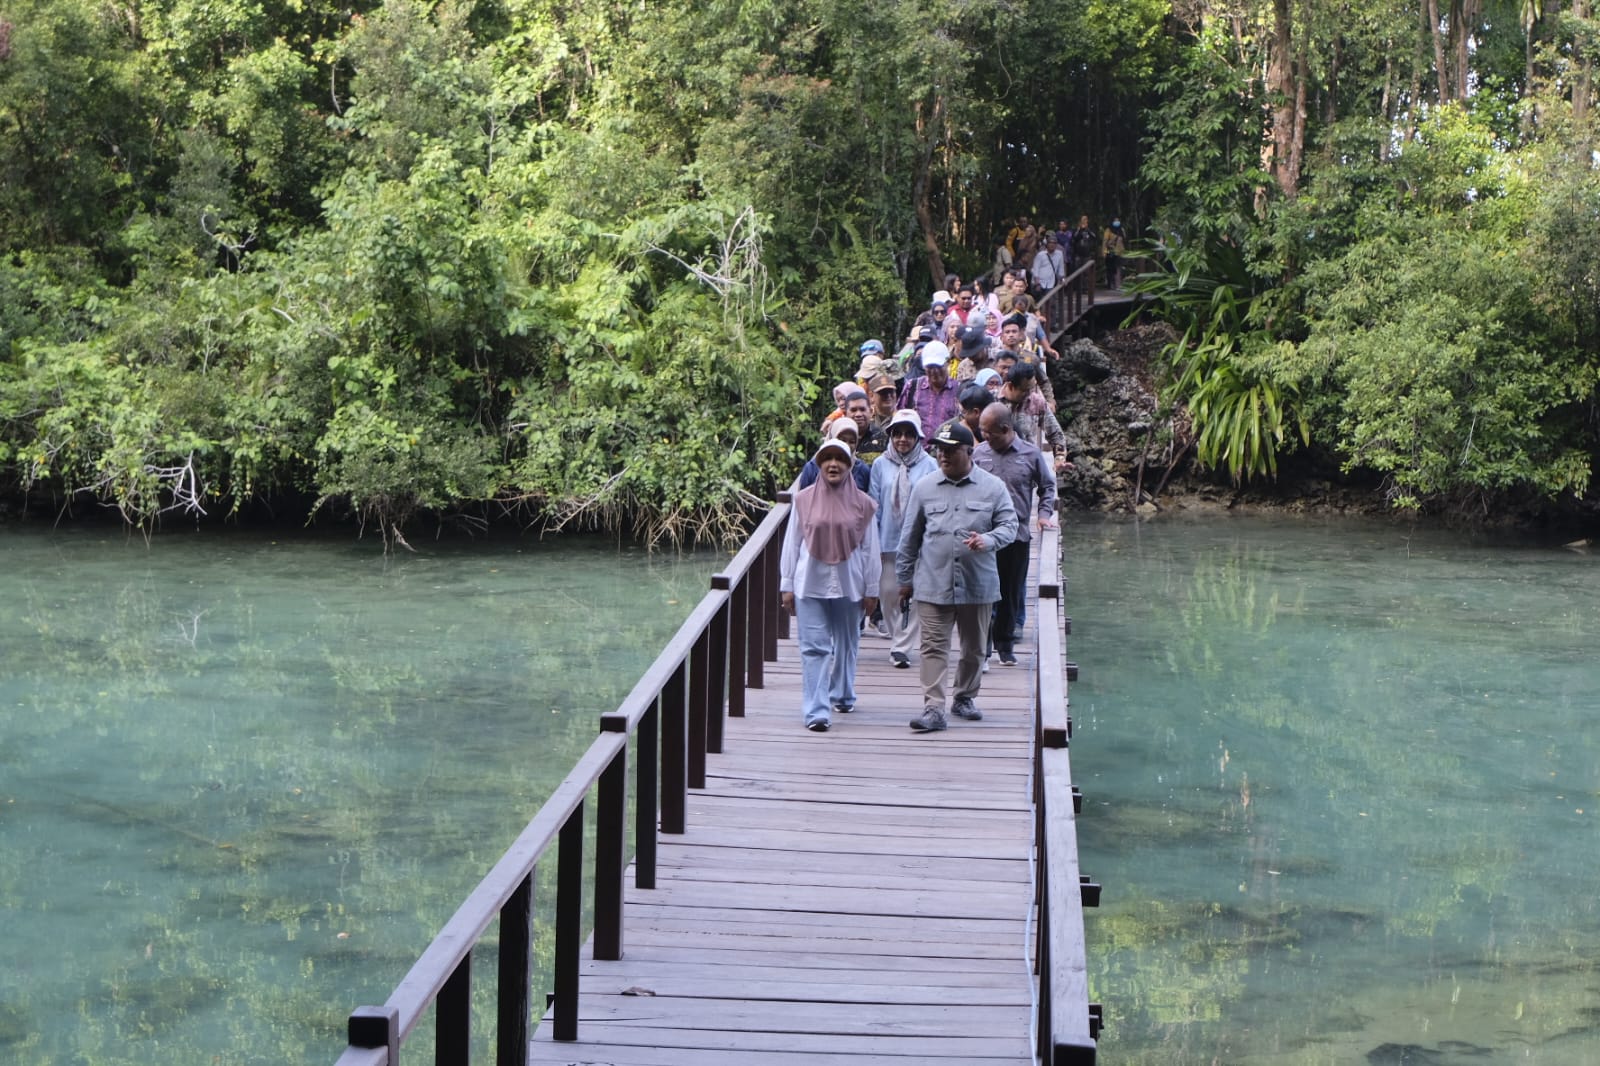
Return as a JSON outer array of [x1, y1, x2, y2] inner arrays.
[[595, 714, 628, 960], [496, 873, 533, 1066], [348, 1006, 399, 1064], [553, 804, 584, 1041]]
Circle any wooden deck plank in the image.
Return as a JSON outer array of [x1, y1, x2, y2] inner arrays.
[[530, 536, 1061, 1064]]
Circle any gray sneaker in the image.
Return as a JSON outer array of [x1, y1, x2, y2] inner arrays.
[[909, 708, 947, 732], [951, 697, 983, 721]]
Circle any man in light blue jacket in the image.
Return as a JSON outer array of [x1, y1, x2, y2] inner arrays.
[[868, 409, 939, 670]]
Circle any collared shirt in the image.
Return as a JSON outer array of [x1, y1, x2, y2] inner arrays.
[[899, 377, 960, 452], [894, 465, 1018, 605], [973, 436, 1056, 544]]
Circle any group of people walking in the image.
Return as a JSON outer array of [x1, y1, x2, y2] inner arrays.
[[994, 214, 1128, 292], [779, 292, 1061, 734]]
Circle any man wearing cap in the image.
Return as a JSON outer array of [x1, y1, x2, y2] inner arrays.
[[895, 422, 1018, 733], [869, 409, 940, 669], [954, 318, 996, 383], [854, 339, 890, 387], [898, 341, 959, 451], [974, 403, 1057, 667]]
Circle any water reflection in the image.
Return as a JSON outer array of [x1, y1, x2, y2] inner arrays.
[[1067, 515, 1600, 1064], [0, 527, 719, 1064]]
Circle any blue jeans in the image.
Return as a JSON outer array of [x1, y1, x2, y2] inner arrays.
[[796, 597, 862, 726]]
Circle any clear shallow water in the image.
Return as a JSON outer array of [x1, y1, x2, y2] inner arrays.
[[1064, 515, 1600, 1065], [0, 526, 718, 1065]]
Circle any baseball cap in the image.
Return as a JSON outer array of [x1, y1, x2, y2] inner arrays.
[[933, 422, 976, 448]]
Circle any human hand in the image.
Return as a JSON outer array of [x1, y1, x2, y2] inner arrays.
[[781, 591, 795, 616], [962, 531, 988, 552], [1039, 515, 1059, 530], [898, 585, 913, 608], [862, 596, 879, 617]]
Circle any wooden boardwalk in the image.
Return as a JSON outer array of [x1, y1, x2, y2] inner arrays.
[[528, 552, 1050, 1063]]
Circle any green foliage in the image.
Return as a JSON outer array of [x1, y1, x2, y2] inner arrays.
[[1294, 224, 1593, 510], [1132, 238, 1310, 483]]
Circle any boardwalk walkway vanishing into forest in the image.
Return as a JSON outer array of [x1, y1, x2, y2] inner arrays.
[[333, 495, 1098, 1066]]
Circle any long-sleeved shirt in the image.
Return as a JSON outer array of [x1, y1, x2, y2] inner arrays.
[[899, 377, 960, 450], [973, 436, 1056, 544], [779, 513, 882, 601], [894, 466, 1018, 605], [868, 447, 940, 555]]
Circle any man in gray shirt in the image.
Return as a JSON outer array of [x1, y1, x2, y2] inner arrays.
[[974, 402, 1057, 666], [895, 422, 1019, 732]]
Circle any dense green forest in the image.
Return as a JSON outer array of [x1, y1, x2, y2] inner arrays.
[[3, 0, 1600, 540]]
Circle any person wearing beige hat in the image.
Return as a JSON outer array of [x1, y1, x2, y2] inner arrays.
[[854, 339, 890, 385], [867, 373, 899, 432], [868, 409, 939, 669]]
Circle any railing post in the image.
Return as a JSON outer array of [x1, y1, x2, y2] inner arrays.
[[635, 702, 659, 886], [595, 716, 628, 960], [746, 554, 767, 690], [348, 1006, 399, 1065], [727, 577, 749, 717], [436, 954, 470, 1066], [706, 596, 729, 754], [660, 662, 688, 834], [496, 873, 533, 1066], [768, 496, 790, 650], [553, 803, 584, 1041], [688, 629, 710, 789]]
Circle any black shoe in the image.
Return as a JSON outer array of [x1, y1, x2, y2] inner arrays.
[[999, 650, 1018, 666], [832, 703, 854, 714], [909, 708, 947, 732], [890, 651, 910, 669], [806, 719, 831, 732], [951, 698, 983, 721]]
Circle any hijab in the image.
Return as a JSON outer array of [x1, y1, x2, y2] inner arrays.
[[794, 442, 876, 565]]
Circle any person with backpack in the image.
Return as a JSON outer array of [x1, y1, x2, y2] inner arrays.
[[1102, 218, 1127, 289]]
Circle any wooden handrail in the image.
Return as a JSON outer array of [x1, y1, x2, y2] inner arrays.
[[1032, 522, 1098, 1063], [1042, 260, 1098, 345], [331, 502, 793, 1065]]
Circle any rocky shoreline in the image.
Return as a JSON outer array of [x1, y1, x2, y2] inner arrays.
[[1048, 324, 1592, 533]]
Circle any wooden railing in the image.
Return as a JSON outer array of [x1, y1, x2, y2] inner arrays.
[[1033, 523, 1102, 1063], [331, 499, 793, 1066], [329, 494, 1096, 1066], [1042, 260, 1098, 344]]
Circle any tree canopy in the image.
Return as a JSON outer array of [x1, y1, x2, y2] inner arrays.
[[4, 0, 1600, 536]]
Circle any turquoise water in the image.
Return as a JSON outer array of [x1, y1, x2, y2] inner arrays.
[[1065, 515, 1600, 1065], [0, 526, 719, 1065]]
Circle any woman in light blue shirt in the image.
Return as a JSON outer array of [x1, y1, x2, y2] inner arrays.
[[867, 410, 939, 670]]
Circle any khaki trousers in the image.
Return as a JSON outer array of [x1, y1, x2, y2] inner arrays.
[[917, 601, 992, 713]]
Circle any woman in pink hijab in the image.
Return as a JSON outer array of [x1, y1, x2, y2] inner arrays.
[[779, 439, 882, 732]]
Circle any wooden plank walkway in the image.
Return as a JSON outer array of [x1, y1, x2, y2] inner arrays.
[[528, 548, 1051, 1064]]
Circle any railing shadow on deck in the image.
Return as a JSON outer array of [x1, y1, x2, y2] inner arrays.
[[330, 495, 1095, 1066]]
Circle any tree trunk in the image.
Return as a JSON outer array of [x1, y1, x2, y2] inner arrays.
[[1266, 0, 1300, 197], [1428, 0, 1450, 101], [912, 95, 947, 284], [1576, 0, 1593, 120]]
